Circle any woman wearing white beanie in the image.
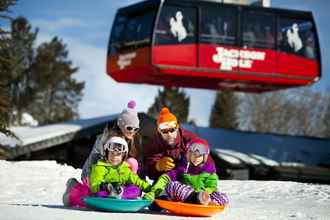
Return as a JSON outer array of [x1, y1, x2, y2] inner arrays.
[[62, 100, 143, 207], [81, 100, 142, 178]]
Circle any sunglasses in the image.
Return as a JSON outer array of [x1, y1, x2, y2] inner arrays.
[[109, 150, 124, 156], [125, 126, 139, 132], [160, 127, 177, 134], [104, 143, 126, 152], [189, 150, 205, 157]]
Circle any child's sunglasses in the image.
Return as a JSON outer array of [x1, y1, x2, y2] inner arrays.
[[104, 143, 126, 152], [109, 150, 124, 156]]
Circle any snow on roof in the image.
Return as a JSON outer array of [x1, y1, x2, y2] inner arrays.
[[182, 124, 330, 167], [0, 114, 118, 148], [214, 148, 280, 166], [0, 133, 21, 147]]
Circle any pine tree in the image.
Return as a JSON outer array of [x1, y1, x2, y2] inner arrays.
[[0, 0, 16, 12], [147, 87, 190, 123], [2, 16, 38, 125], [0, 80, 11, 135], [29, 37, 84, 124], [209, 91, 238, 129], [1, 14, 84, 126], [0, 0, 17, 135]]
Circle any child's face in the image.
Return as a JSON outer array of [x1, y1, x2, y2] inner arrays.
[[189, 151, 204, 166], [107, 151, 124, 166]]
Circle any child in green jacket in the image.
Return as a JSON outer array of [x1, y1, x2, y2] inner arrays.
[[90, 136, 151, 199], [144, 137, 229, 206]]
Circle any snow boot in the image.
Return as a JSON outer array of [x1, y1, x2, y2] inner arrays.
[[62, 178, 79, 207], [185, 191, 210, 205], [196, 191, 210, 205]]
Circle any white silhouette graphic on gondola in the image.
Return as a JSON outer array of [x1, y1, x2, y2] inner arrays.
[[169, 11, 187, 42], [287, 23, 303, 52]]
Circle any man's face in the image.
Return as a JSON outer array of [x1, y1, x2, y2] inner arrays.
[[158, 126, 178, 146]]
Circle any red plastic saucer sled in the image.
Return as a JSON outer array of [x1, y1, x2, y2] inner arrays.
[[154, 199, 225, 217]]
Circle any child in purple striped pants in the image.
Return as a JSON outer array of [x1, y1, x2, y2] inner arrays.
[[144, 137, 229, 206]]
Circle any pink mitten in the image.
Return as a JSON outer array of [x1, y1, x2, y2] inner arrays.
[[126, 157, 138, 173]]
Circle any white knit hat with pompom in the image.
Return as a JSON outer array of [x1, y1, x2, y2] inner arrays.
[[117, 100, 139, 130]]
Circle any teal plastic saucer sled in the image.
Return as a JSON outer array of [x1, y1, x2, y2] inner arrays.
[[83, 197, 152, 212]]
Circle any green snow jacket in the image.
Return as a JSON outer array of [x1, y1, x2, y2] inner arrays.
[[180, 172, 218, 194], [90, 160, 150, 193]]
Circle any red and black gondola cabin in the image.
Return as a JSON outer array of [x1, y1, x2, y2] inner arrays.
[[107, 0, 321, 92]]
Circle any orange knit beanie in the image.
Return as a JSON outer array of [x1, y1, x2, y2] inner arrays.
[[157, 107, 178, 129]]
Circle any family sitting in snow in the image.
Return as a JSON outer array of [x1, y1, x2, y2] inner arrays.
[[62, 101, 229, 208]]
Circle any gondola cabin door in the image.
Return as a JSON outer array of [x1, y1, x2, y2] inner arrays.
[[153, 5, 198, 68]]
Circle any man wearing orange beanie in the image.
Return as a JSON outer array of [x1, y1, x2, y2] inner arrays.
[[144, 107, 198, 180]]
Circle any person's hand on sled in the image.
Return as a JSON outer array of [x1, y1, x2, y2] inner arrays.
[[100, 182, 123, 198], [143, 191, 155, 201], [113, 183, 123, 194], [100, 182, 114, 193]]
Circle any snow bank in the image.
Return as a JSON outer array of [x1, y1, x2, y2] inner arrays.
[[0, 160, 329, 220]]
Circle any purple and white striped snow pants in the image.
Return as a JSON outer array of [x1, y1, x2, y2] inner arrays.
[[165, 181, 195, 202], [165, 181, 229, 206], [210, 191, 229, 206]]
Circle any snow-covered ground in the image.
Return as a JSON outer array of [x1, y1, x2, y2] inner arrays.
[[1, 160, 329, 220]]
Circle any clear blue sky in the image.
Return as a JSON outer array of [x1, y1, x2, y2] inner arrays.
[[6, 0, 330, 126]]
